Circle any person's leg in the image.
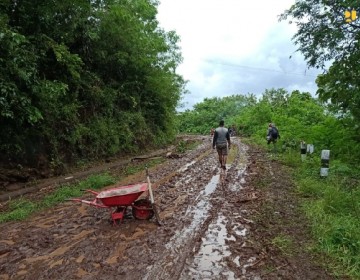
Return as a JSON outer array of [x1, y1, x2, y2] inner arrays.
[[222, 146, 228, 169], [268, 138, 274, 152], [217, 149, 223, 167], [273, 140, 277, 153]]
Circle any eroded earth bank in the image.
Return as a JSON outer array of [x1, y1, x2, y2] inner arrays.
[[0, 136, 335, 279]]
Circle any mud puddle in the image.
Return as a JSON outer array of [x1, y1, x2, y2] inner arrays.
[[180, 214, 237, 279], [145, 172, 220, 279]]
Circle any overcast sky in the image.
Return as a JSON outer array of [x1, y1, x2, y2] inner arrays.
[[156, 0, 322, 110]]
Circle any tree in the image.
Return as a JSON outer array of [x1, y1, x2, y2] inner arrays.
[[0, 0, 185, 169], [280, 1, 360, 122], [316, 50, 360, 121], [177, 94, 255, 134], [280, 1, 360, 69]]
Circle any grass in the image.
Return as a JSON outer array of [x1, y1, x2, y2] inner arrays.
[[271, 235, 293, 256], [282, 150, 360, 279], [3, 198, 38, 222]]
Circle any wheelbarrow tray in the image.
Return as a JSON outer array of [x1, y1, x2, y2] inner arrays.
[[70, 177, 161, 225], [97, 183, 148, 207]]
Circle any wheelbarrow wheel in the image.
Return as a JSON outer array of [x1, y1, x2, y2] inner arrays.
[[132, 199, 154, 220]]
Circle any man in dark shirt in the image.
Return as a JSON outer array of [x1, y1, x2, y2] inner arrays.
[[212, 120, 231, 170], [266, 123, 280, 144]]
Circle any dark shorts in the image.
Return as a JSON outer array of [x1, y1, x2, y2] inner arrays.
[[267, 137, 277, 144], [216, 143, 228, 155]]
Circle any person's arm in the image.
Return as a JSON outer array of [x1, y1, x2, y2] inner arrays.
[[226, 131, 231, 149], [212, 131, 218, 148]]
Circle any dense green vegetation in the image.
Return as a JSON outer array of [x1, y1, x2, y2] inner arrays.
[[178, 88, 360, 163], [177, 94, 256, 134], [0, 0, 185, 172]]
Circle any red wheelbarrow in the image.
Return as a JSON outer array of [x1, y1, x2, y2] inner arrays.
[[70, 169, 161, 226]]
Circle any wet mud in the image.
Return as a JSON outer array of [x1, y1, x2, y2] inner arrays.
[[0, 137, 336, 279]]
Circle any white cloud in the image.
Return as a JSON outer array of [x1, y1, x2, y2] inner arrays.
[[157, 0, 321, 110]]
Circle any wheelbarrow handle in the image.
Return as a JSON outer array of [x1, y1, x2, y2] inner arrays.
[[80, 189, 99, 195], [145, 168, 162, 226], [145, 170, 154, 203], [68, 198, 109, 208]]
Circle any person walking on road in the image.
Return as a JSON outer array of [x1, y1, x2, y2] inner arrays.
[[213, 120, 231, 170], [266, 123, 280, 144], [266, 123, 280, 153]]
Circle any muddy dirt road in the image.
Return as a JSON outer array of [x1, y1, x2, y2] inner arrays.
[[0, 136, 335, 279]]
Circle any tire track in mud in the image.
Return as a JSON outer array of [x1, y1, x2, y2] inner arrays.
[[144, 138, 254, 280], [144, 155, 220, 279], [180, 142, 255, 280]]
